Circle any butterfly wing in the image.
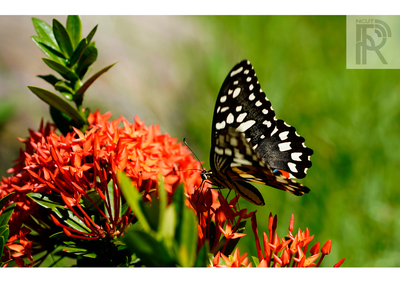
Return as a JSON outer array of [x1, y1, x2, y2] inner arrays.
[[210, 60, 313, 179]]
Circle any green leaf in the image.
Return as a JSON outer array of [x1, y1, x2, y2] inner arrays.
[[38, 41, 67, 59], [69, 38, 87, 68], [27, 86, 86, 127], [122, 229, 175, 267], [252, 256, 260, 267], [66, 16, 82, 49], [74, 63, 116, 105], [176, 201, 197, 266], [0, 225, 10, 260], [76, 44, 98, 79], [38, 74, 61, 86], [31, 36, 63, 63], [86, 25, 98, 44], [118, 171, 151, 232], [194, 243, 210, 267], [50, 106, 74, 136], [105, 179, 121, 222], [42, 58, 79, 81], [27, 192, 64, 210], [0, 193, 14, 211], [0, 203, 16, 227], [53, 19, 73, 58], [32, 18, 58, 50]]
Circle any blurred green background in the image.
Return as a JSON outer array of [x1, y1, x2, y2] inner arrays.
[[1, 15, 400, 267]]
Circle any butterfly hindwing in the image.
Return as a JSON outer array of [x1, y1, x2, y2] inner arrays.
[[209, 127, 310, 205]]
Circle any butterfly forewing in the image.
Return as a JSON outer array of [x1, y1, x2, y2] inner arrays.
[[211, 60, 313, 179], [207, 60, 314, 205]]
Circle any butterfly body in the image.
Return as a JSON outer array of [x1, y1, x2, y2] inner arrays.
[[206, 60, 313, 206]]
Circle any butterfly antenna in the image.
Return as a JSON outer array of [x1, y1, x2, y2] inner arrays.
[[183, 138, 205, 170]]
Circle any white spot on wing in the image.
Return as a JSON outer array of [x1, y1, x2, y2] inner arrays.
[[221, 106, 229, 113], [237, 112, 247, 123], [233, 80, 239, 85], [249, 93, 255, 101], [255, 100, 262, 107], [288, 162, 298, 173], [279, 131, 289, 141], [236, 106, 242, 112], [270, 126, 278, 136], [216, 121, 226, 130], [263, 120, 272, 127], [216, 106, 221, 113], [246, 77, 252, 82], [278, 142, 292, 151], [236, 120, 256, 132], [230, 66, 243, 77], [233, 87, 241, 98], [249, 84, 254, 91], [291, 152, 302, 161], [262, 109, 268, 115], [225, 148, 232, 156], [227, 113, 234, 124], [244, 69, 250, 75], [220, 95, 227, 103]]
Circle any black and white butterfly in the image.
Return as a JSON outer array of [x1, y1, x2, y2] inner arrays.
[[201, 60, 313, 206]]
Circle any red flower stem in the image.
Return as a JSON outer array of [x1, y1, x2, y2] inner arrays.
[[316, 254, 325, 267]]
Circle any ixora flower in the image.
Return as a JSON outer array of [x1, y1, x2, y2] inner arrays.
[[209, 213, 346, 268], [0, 111, 214, 266]]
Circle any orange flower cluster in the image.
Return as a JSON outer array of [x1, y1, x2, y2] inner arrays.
[[210, 213, 345, 267], [0, 111, 208, 265]]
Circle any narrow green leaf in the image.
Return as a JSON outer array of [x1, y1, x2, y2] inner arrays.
[[76, 44, 98, 78], [0, 226, 9, 260], [53, 207, 91, 233], [105, 179, 121, 222], [66, 16, 82, 49], [0, 193, 14, 211], [27, 86, 86, 126], [118, 171, 151, 232], [176, 203, 197, 266], [69, 38, 86, 68], [42, 58, 79, 81], [27, 192, 64, 210], [86, 25, 98, 44], [194, 244, 210, 267], [160, 205, 176, 244], [53, 19, 73, 58], [122, 229, 175, 267], [32, 18, 58, 50], [31, 36, 63, 63], [74, 63, 116, 104], [38, 42, 67, 59], [0, 203, 16, 227], [252, 256, 260, 266], [38, 74, 61, 86]]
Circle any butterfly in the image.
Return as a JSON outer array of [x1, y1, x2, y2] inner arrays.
[[201, 60, 314, 206]]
